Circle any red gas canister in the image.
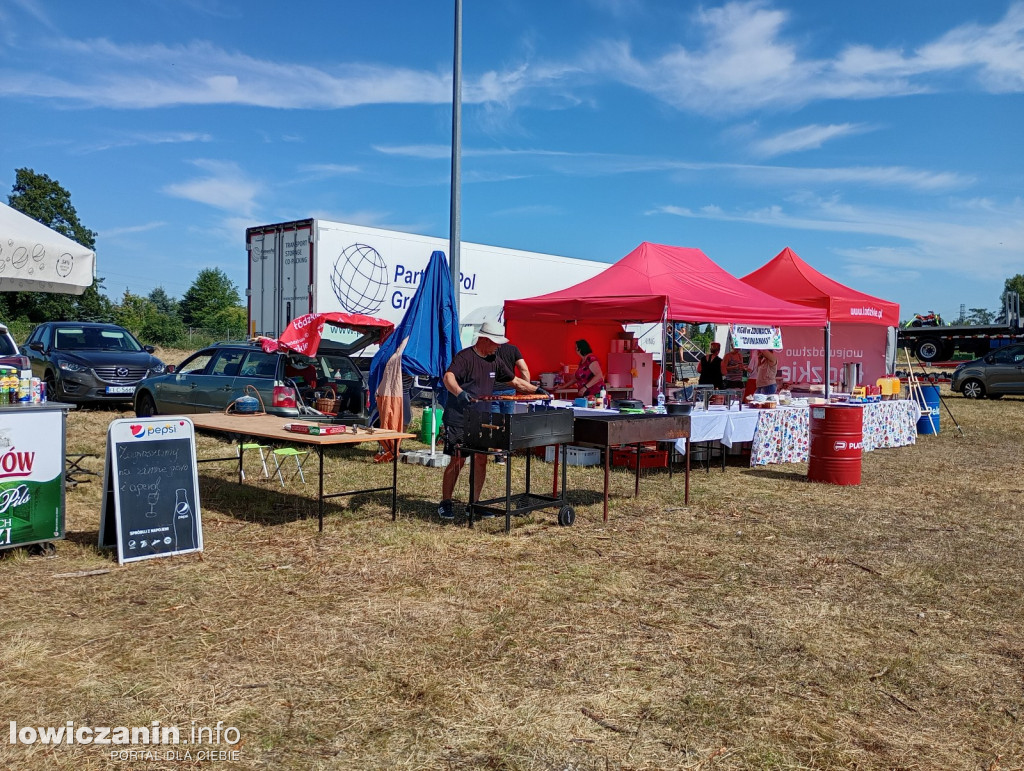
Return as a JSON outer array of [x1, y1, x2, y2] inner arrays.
[[808, 405, 863, 485]]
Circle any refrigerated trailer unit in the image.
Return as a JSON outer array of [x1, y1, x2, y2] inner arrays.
[[246, 219, 608, 340]]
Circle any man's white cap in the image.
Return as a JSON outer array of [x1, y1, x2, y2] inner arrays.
[[477, 320, 508, 344]]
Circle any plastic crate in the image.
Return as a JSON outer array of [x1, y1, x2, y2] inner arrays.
[[544, 445, 602, 466], [611, 448, 668, 470]]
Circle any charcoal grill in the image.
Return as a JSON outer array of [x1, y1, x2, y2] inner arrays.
[[462, 404, 576, 532], [572, 413, 692, 521]]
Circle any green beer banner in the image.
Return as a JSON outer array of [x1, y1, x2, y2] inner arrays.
[[0, 410, 64, 549]]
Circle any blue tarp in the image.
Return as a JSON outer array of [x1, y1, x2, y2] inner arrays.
[[368, 250, 462, 416]]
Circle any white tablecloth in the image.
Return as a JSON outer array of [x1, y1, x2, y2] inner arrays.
[[673, 407, 760, 455]]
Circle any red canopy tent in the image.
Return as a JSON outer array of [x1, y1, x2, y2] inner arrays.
[[504, 242, 827, 381], [741, 247, 900, 386]]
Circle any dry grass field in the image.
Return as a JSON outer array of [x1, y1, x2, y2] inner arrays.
[[1, 374, 1022, 769]]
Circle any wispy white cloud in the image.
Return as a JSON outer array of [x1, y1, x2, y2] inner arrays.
[[373, 143, 969, 192], [652, 195, 1024, 281], [0, 38, 498, 109], [583, 0, 645, 20], [4, 2, 1024, 117], [76, 131, 212, 154], [100, 221, 166, 238], [749, 123, 873, 158], [374, 144, 575, 160], [584, 1, 1024, 115], [162, 159, 262, 216], [297, 163, 361, 180], [490, 203, 563, 217]]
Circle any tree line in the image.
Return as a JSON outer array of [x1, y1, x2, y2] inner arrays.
[[4, 168, 246, 346]]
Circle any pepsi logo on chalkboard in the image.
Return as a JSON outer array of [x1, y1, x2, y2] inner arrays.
[[100, 417, 203, 565]]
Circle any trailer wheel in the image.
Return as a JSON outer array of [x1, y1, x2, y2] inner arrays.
[[916, 339, 943, 363], [960, 378, 986, 399], [557, 505, 576, 527]]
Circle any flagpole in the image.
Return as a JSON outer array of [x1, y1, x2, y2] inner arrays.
[[449, 0, 463, 318]]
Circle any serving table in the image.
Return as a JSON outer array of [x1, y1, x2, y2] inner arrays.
[[188, 413, 414, 531], [571, 411, 691, 521], [746, 400, 921, 466]]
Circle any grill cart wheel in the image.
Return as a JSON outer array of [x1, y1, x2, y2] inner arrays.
[[557, 505, 576, 527]]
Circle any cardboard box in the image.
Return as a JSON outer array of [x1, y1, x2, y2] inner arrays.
[[283, 422, 348, 436]]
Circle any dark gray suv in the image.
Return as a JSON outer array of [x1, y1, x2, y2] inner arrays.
[[951, 343, 1024, 399], [22, 322, 166, 404]]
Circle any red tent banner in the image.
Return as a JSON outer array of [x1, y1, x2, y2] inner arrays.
[[741, 248, 900, 386], [505, 242, 828, 327], [505, 242, 826, 377], [741, 247, 899, 327], [266, 312, 394, 356]]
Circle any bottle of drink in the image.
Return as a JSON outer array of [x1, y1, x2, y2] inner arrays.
[[599, 387, 607, 409], [657, 388, 665, 409]]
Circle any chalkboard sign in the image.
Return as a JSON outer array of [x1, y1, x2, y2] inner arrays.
[[99, 418, 203, 564]]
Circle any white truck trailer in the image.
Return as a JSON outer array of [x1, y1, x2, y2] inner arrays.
[[246, 219, 608, 340]]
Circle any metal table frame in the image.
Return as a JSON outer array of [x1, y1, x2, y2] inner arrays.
[[570, 413, 691, 521], [188, 413, 414, 531], [464, 444, 571, 534]]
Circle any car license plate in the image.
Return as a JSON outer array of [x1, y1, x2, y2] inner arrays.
[[106, 385, 136, 395]]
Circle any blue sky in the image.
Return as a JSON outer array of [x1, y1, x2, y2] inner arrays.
[[2, 0, 1023, 322]]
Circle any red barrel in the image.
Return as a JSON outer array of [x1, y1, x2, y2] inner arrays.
[[808, 405, 863, 485]]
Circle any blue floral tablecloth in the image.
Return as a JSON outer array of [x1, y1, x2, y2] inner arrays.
[[749, 400, 920, 466]]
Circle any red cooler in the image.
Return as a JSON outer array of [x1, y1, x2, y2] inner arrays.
[[808, 405, 863, 485]]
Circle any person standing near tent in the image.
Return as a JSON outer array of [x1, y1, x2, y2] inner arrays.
[[721, 346, 745, 390], [494, 342, 548, 395], [572, 339, 605, 397], [753, 348, 779, 394], [491, 341, 547, 465], [697, 342, 724, 390], [437, 321, 506, 521]]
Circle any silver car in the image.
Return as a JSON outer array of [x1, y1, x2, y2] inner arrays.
[[951, 343, 1024, 399]]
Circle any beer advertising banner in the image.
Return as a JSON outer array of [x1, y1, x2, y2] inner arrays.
[[0, 410, 64, 549]]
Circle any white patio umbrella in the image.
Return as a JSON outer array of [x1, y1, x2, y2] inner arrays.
[[0, 202, 96, 295]]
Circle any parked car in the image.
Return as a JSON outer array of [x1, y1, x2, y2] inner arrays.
[[0, 322, 30, 372], [133, 336, 375, 423], [22, 322, 166, 404], [951, 342, 1024, 399]]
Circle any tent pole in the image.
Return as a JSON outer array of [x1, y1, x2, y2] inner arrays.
[[824, 322, 831, 398], [660, 304, 668, 398]]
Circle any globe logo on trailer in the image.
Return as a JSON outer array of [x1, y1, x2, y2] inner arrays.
[[330, 243, 389, 314]]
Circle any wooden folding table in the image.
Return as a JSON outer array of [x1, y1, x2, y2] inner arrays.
[[188, 413, 414, 531]]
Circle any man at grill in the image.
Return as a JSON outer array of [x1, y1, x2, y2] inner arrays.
[[437, 321, 507, 521], [490, 341, 547, 464]]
